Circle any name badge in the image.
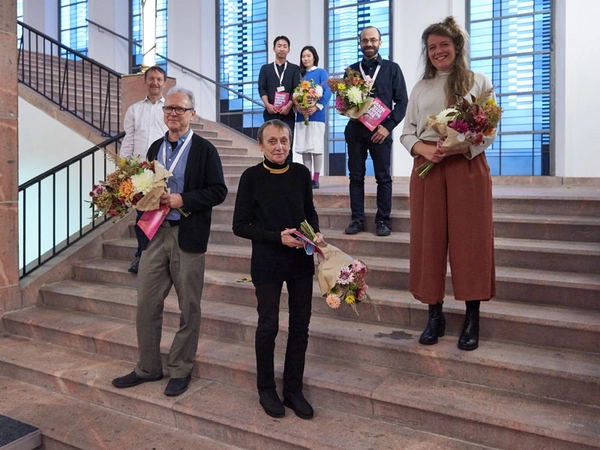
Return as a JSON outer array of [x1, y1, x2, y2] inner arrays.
[[277, 86, 285, 92]]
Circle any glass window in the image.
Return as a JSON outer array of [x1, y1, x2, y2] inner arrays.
[[469, 0, 552, 175], [60, 0, 88, 55], [17, 0, 23, 41], [327, 0, 391, 175], [130, 0, 168, 73], [218, 0, 267, 139]]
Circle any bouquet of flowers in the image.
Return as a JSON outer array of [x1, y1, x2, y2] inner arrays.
[[292, 79, 323, 125], [417, 87, 503, 177], [90, 154, 185, 220], [296, 221, 379, 318], [327, 68, 374, 119]]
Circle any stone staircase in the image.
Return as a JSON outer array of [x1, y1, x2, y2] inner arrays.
[[1, 121, 599, 449]]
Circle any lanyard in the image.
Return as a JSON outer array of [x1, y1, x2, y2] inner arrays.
[[160, 130, 193, 173], [273, 61, 288, 87], [360, 62, 381, 88]]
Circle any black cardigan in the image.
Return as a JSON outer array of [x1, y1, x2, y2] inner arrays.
[[146, 132, 228, 253]]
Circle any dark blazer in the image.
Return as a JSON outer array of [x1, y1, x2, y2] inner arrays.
[[146, 132, 228, 253]]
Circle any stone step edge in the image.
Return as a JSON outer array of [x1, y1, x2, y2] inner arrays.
[[0, 338, 487, 450], [5, 301, 599, 412], [45, 275, 600, 343], [0, 375, 241, 450]]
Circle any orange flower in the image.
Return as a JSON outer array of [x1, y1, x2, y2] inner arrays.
[[119, 179, 134, 201], [301, 80, 311, 89]]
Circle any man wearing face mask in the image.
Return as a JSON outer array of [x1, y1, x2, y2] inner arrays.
[[258, 36, 301, 158], [343, 27, 408, 237]]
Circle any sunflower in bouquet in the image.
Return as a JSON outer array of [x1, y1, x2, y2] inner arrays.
[[292, 79, 324, 125], [327, 68, 373, 119], [417, 87, 503, 177]]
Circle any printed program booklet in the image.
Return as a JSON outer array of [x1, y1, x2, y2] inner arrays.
[[358, 97, 391, 131]]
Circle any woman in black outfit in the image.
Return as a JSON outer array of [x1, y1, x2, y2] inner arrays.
[[232, 119, 324, 420]]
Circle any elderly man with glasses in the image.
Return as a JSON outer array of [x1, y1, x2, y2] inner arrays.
[[112, 86, 228, 397]]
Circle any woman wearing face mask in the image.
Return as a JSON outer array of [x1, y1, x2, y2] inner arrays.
[[400, 17, 498, 351], [292, 46, 331, 189]]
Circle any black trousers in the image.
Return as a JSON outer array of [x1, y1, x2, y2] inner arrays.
[[345, 121, 393, 224], [254, 276, 313, 394]]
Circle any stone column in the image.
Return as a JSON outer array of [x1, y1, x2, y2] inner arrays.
[[0, 0, 19, 330]]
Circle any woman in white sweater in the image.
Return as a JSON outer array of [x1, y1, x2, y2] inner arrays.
[[400, 16, 497, 351]]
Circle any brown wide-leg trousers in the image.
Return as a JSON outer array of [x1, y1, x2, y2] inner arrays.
[[409, 153, 496, 304]]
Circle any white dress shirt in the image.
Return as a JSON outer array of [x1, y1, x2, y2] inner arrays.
[[120, 96, 168, 159]]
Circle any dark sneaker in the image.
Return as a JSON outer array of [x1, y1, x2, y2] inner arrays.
[[128, 256, 140, 273], [344, 220, 364, 235], [375, 221, 391, 237], [259, 390, 285, 418], [112, 371, 163, 389], [312, 180, 319, 189], [283, 391, 314, 420], [164, 375, 191, 397]]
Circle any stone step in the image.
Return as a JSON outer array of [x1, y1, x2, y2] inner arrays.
[[67, 256, 600, 353], [220, 184, 600, 219], [2, 309, 597, 450], [218, 154, 262, 165], [194, 244, 600, 310], [0, 374, 241, 450], [93, 236, 600, 310], [0, 336, 488, 450], [36, 278, 600, 391]]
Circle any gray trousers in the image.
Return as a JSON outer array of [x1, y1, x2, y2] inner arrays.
[[134, 223, 206, 379]]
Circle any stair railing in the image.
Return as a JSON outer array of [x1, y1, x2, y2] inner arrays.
[[87, 18, 263, 138], [19, 133, 125, 278], [17, 20, 122, 137]]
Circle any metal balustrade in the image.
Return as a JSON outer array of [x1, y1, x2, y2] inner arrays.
[[17, 20, 121, 137], [19, 134, 124, 278]]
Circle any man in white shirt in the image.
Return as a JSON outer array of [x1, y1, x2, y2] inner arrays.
[[120, 66, 168, 273]]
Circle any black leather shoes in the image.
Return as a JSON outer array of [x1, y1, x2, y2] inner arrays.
[[375, 221, 391, 237], [458, 310, 480, 351], [344, 220, 364, 235], [112, 371, 162, 389], [164, 375, 191, 396], [128, 256, 140, 273], [283, 391, 314, 420], [419, 303, 446, 345], [259, 390, 285, 418]]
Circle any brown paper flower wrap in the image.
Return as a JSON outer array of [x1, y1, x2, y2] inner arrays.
[[316, 243, 379, 319], [133, 163, 172, 211]]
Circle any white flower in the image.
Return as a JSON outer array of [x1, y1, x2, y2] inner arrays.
[[456, 133, 466, 142], [346, 86, 364, 105], [131, 169, 155, 195], [436, 108, 458, 124], [315, 85, 323, 97]]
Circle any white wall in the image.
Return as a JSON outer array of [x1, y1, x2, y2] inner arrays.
[[554, 0, 599, 177], [18, 98, 95, 184], [167, 1, 217, 121], [88, 0, 130, 73]]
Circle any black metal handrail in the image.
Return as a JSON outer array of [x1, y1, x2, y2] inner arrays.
[[19, 133, 125, 278], [17, 20, 122, 137], [86, 18, 263, 110]]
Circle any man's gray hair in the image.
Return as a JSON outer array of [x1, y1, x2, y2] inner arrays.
[[166, 86, 196, 109]]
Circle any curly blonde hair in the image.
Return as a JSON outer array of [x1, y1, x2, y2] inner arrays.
[[421, 16, 474, 107]]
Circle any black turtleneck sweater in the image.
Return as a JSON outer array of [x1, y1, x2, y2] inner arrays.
[[232, 159, 320, 285]]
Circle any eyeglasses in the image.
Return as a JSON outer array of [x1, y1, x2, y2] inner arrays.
[[162, 106, 194, 115], [360, 38, 380, 45]]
